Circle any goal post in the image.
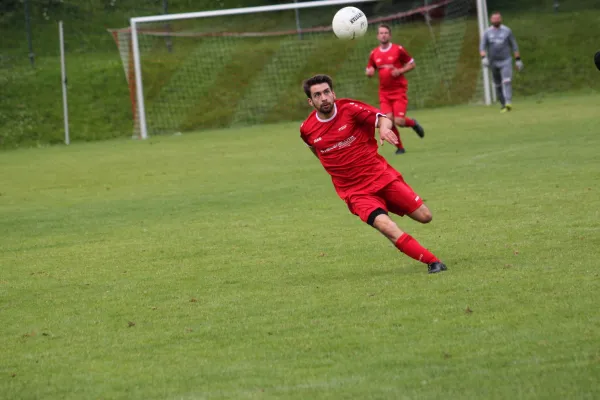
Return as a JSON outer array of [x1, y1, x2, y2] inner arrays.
[[476, 0, 492, 105], [112, 0, 483, 139]]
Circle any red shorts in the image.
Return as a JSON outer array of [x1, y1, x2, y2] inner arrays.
[[345, 175, 423, 224], [379, 91, 408, 117]]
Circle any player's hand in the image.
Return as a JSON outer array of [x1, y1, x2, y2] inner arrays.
[[515, 59, 524, 71], [481, 56, 489, 67], [391, 68, 402, 77], [365, 67, 375, 76], [379, 127, 399, 146]]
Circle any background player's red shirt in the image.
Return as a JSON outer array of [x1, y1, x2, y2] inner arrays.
[[367, 43, 414, 93], [300, 99, 401, 200]]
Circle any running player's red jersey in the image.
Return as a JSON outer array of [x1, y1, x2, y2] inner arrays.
[[367, 43, 414, 93], [300, 99, 401, 200]]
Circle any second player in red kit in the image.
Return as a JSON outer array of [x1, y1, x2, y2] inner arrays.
[[366, 24, 424, 154], [300, 74, 447, 274]]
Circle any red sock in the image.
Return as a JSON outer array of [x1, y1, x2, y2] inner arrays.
[[403, 117, 416, 127], [395, 233, 439, 265], [392, 126, 404, 150]]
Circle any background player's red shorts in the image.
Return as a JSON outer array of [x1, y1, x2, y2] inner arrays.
[[379, 90, 408, 118], [345, 175, 423, 224]]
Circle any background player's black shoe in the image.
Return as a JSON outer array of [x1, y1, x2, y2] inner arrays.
[[428, 261, 447, 274], [412, 121, 425, 138], [395, 148, 406, 155]]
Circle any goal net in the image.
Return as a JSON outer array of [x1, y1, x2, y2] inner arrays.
[[109, 0, 481, 139]]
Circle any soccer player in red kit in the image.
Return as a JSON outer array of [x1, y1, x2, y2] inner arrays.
[[300, 74, 447, 274], [366, 24, 424, 155]]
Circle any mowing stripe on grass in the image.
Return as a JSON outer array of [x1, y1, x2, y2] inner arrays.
[[143, 39, 239, 134], [179, 38, 280, 130], [230, 36, 309, 127]]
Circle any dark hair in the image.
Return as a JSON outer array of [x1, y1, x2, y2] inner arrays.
[[378, 23, 391, 34], [302, 74, 333, 98]]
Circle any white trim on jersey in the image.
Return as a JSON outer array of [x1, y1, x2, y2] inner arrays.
[[378, 43, 394, 52], [375, 112, 390, 129], [315, 103, 337, 123]]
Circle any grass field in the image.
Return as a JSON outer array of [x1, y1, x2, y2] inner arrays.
[[1, 93, 600, 399]]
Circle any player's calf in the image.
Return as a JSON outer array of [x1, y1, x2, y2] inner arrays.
[[394, 117, 424, 139], [394, 116, 415, 128], [394, 117, 407, 127], [369, 209, 402, 243]]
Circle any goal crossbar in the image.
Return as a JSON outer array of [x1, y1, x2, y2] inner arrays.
[[125, 0, 451, 38], [131, 0, 378, 25]]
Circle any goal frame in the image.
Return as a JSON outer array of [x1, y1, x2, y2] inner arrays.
[[128, 0, 491, 139], [475, 0, 493, 105], [130, 0, 379, 139]]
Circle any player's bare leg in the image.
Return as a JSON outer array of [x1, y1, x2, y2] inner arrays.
[[394, 116, 425, 139], [371, 212, 446, 274], [407, 204, 432, 224], [386, 112, 405, 154]]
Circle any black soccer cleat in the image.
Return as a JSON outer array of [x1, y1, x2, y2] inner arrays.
[[412, 120, 425, 138], [428, 261, 447, 274], [395, 148, 406, 155]]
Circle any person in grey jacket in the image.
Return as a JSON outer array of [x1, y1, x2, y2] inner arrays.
[[479, 12, 523, 112]]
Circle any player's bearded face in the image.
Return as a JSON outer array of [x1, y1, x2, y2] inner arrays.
[[309, 83, 336, 114], [491, 15, 502, 27]]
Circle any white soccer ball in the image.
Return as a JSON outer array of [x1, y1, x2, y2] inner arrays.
[[332, 6, 368, 40]]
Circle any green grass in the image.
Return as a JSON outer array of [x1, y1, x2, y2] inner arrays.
[[1, 93, 600, 399]]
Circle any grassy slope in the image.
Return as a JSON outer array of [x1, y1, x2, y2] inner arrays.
[[1, 3, 600, 147], [1, 93, 599, 399]]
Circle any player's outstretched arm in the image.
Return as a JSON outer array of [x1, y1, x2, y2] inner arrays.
[[377, 115, 398, 146]]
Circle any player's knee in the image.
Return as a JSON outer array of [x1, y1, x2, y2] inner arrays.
[[420, 209, 433, 224], [395, 117, 406, 126], [369, 208, 390, 228], [410, 205, 432, 224]]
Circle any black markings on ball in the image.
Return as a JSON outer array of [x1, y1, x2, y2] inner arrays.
[[349, 12, 364, 24]]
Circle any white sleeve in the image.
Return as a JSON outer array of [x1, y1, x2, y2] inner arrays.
[[374, 113, 387, 128]]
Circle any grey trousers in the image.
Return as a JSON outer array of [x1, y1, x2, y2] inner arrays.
[[491, 58, 513, 106]]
